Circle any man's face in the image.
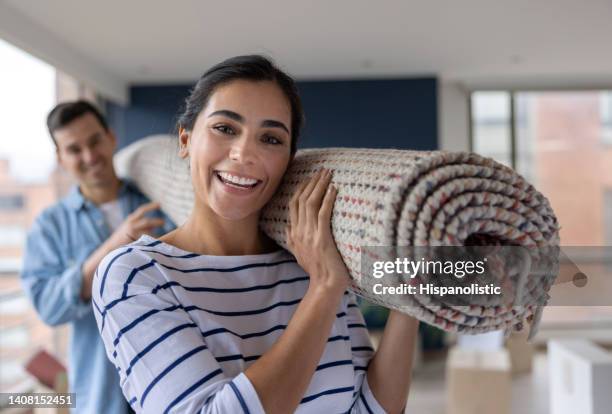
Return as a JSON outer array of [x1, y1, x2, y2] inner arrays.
[[54, 113, 117, 188]]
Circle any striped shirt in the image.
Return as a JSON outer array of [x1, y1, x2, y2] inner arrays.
[[92, 235, 386, 413]]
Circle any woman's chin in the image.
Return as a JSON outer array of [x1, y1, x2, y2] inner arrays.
[[210, 202, 257, 222]]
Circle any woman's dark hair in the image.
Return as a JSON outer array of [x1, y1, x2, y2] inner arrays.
[[47, 100, 109, 146], [177, 55, 303, 155]]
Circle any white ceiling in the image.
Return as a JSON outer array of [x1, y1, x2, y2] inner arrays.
[[2, 0, 612, 103]]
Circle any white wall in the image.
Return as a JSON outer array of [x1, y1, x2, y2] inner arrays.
[[439, 81, 470, 152]]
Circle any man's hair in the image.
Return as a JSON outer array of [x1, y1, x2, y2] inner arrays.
[[47, 100, 109, 145]]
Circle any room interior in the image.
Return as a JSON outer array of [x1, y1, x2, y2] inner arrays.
[[1, 1, 611, 413]]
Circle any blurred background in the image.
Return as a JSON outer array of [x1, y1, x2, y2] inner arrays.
[[0, 1, 611, 413]]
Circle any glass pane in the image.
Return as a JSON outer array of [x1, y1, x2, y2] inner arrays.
[[0, 293, 30, 314], [0, 326, 29, 348], [515, 91, 612, 332], [602, 91, 612, 145], [0, 38, 58, 391], [471, 91, 512, 167], [0, 359, 26, 384], [0, 225, 26, 247], [515, 91, 612, 246]]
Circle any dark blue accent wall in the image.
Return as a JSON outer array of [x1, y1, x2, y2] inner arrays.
[[107, 77, 438, 151], [298, 78, 437, 150], [106, 85, 189, 148]]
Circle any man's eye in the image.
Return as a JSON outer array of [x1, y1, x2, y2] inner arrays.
[[262, 135, 281, 145], [214, 125, 235, 135]]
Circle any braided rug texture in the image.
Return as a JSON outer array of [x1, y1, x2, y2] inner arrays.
[[114, 136, 560, 337]]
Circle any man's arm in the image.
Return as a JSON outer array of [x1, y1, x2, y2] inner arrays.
[[21, 215, 92, 326], [21, 202, 166, 325]]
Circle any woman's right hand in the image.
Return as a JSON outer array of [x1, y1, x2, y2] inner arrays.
[[285, 168, 351, 296]]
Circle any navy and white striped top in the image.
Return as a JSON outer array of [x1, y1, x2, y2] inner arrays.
[[92, 235, 385, 413]]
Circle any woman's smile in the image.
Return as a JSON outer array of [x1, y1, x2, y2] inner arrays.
[[213, 169, 264, 196]]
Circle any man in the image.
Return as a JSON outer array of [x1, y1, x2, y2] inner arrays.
[[21, 100, 174, 413]]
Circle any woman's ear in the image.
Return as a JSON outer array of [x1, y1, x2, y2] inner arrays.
[[178, 127, 190, 159]]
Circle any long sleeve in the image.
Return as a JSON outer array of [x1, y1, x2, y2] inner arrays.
[[345, 293, 387, 413], [20, 215, 92, 326], [92, 248, 266, 414]]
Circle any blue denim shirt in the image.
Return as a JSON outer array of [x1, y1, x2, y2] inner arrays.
[[21, 180, 175, 414]]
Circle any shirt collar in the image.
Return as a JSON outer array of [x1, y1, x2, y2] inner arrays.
[[63, 179, 136, 211]]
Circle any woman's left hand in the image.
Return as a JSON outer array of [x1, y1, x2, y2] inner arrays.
[[285, 168, 351, 295]]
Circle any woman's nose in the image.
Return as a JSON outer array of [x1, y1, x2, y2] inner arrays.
[[229, 136, 256, 164]]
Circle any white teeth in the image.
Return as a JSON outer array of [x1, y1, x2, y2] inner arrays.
[[217, 171, 259, 186]]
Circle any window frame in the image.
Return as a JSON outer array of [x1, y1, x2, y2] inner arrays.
[[468, 87, 612, 167]]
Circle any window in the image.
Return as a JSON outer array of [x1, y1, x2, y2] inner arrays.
[[0, 325, 29, 348], [0, 226, 26, 247], [0, 194, 24, 210], [0, 38, 94, 392], [0, 292, 29, 315], [470, 90, 612, 246], [605, 190, 612, 246], [601, 92, 612, 145], [470, 89, 612, 332], [470, 91, 512, 167]]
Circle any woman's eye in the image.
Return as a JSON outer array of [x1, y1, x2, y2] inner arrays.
[[262, 135, 281, 145], [214, 125, 235, 135]]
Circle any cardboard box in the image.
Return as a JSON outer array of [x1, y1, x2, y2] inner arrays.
[[549, 339, 612, 414], [446, 347, 511, 414], [505, 327, 534, 376]]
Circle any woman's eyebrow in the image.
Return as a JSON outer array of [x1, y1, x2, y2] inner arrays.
[[261, 119, 289, 134], [208, 109, 244, 122], [209, 109, 289, 134]]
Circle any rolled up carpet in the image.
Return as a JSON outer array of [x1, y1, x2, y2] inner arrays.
[[115, 136, 560, 337]]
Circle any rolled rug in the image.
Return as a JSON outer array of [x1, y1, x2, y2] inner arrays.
[[115, 136, 560, 338]]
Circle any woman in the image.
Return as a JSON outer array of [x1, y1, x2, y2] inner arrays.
[[93, 55, 418, 414]]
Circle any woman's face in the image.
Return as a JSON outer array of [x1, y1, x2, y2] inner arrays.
[[180, 80, 293, 221]]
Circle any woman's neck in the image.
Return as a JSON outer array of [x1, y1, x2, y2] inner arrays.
[[162, 202, 279, 256]]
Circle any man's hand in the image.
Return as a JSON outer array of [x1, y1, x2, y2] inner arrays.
[[80, 201, 165, 301], [108, 202, 165, 248]]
